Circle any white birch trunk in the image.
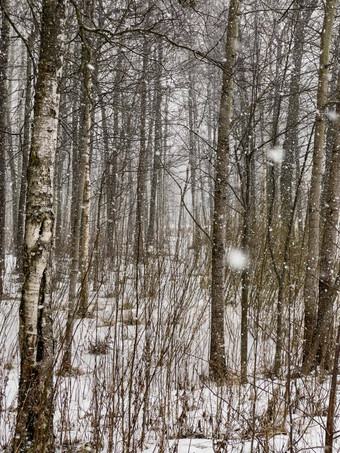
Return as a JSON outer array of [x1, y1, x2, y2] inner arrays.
[[13, 0, 65, 450]]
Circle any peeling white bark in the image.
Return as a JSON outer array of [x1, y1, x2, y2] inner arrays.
[[13, 0, 66, 451]]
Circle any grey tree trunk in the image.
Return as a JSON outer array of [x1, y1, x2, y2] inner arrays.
[[146, 41, 163, 253], [302, 0, 336, 373], [237, 40, 253, 384], [305, 70, 340, 370], [16, 33, 35, 275], [13, 0, 66, 451], [325, 323, 340, 453], [108, 53, 122, 260], [135, 37, 149, 260], [78, 59, 92, 317], [62, 98, 83, 368], [188, 71, 199, 253], [0, 0, 10, 300], [209, 0, 241, 382], [240, 154, 250, 384], [322, 25, 340, 212], [77, 0, 95, 318], [63, 17, 93, 367], [281, 0, 315, 229]]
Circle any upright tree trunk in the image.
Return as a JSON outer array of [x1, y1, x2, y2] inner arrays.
[[0, 0, 10, 300], [146, 41, 163, 252], [6, 45, 18, 255], [322, 24, 340, 211], [237, 42, 253, 384], [63, 8, 93, 367], [306, 70, 340, 370], [78, 59, 92, 317], [93, 175, 104, 292], [325, 323, 340, 453], [62, 92, 83, 369], [302, 0, 336, 373], [77, 0, 94, 318], [16, 33, 35, 275], [266, 35, 282, 225], [281, 0, 315, 230], [188, 71, 199, 252], [105, 49, 122, 260], [209, 0, 241, 381], [135, 37, 149, 260], [240, 154, 251, 384], [13, 0, 66, 451]]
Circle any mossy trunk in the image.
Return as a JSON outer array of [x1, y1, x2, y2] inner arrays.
[[13, 0, 66, 451]]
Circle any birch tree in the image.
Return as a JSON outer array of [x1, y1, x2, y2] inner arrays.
[[13, 0, 66, 450], [76, 0, 95, 318]]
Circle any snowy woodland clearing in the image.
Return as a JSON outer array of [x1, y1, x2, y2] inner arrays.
[[1, 0, 340, 452], [1, 254, 340, 453]]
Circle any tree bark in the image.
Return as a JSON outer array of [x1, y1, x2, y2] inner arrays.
[[78, 60, 92, 317], [135, 37, 149, 260], [188, 70, 199, 252], [146, 41, 163, 253], [281, 0, 315, 231], [13, 0, 66, 451], [77, 0, 94, 318], [325, 323, 340, 453], [302, 0, 336, 373], [62, 6, 94, 367], [209, 0, 241, 382], [0, 0, 10, 300], [104, 46, 121, 260], [16, 33, 35, 275], [306, 70, 340, 370], [240, 154, 250, 384]]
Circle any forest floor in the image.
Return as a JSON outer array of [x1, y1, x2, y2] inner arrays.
[[0, 256, 339, 452]]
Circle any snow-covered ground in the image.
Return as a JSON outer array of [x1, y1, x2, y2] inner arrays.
[[0, 255, 339, 452]]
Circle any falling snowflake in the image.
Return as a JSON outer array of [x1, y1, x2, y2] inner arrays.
[[325, 110, 339, 122], [227, 248, 248, 271], [267, 146, 285, 164]]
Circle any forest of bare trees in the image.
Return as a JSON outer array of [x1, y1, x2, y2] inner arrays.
[[0, 0, 340, 452]]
